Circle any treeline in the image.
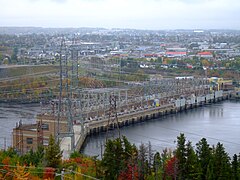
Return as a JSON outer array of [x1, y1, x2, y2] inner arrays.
[[101, 134, 240, 179], [0, 134, 239, 179]]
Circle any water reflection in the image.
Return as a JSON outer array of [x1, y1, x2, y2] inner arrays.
[[209, 107, 223, 118]]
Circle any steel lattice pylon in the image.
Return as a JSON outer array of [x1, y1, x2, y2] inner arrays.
[[106, 94, 121, 141], [57, 37, 81, 151]]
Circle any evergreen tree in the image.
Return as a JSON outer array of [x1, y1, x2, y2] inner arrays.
[[238, 154, 240, 179], [175, 133, 187, 180], [45, 135, 62, 168], [196, 138, 212, 180], [148, 141, 154, 174], [122, 136, 134, 160], [102, 137, 135, 180], [102, 138, 123, 179], [185, 141, 201, 179], [206, 158, 214, 180], [28, 145, 44, 166], [212, 142, 231, 179], [161, 148, 172, 166], [122, 136, 138, 176], [138, 143, 148, 180], [102, 139, 115, 179], [70, 151, 82, 159], [232, 154, 239, 180]]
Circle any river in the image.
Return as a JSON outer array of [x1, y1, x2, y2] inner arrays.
[[82, 100, 240, 157], [0, 101, 239, 157]]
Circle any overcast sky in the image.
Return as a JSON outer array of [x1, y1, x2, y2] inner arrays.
[[0, 0, 240, 30]]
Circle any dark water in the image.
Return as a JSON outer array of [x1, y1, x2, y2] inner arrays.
[[0, 103, 41, 149], [82, 100, 240, 157]]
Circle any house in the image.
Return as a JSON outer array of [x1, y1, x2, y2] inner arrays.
[[197, 51, 213, 58], [165, 51, 187, 58]]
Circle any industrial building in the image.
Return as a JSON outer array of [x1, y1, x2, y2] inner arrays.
[[12, 115, 68, 154]]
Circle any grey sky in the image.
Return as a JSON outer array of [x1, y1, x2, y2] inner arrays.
[[0, 0, 239, 29]]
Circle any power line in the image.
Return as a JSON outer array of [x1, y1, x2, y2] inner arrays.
[[65, 169, 100, 180], [130, 132, 176, 146], [102, 106, 240, 148], [0, 164, 98, 180], [153, 123, 240, 146]]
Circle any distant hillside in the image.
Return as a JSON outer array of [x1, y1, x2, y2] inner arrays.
[[0, 27, 107, 35]]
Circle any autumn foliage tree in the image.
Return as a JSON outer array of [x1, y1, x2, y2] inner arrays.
[[13, 163, 30, 180], [79, 77, 104, 88], [164, 156, 178, 179], [0, 134, 240, 179], [118, 164, 138, 180], [43, 167, 55, 180], [44, 135, 62, 168]]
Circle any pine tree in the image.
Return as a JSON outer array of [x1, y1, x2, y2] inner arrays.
[[21, 145, 44, 166], [102, 137, 133, 180], [138, 143, 148, 180], [148, 141, 154, 174], [196, 138, 212, 180], [175, 133, 186, 180], [122, 136, 134, 160], [34, 145, 44, 166], [45, 134, 62, 168], [212, 142, 231, 179], [185, 141, 201, 179], [238, 154, 240, 178], [232, 154, 239, 180], [102, 139, 119, 179], [206, 159, 214, 180]]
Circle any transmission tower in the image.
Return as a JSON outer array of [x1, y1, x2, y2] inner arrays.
[[70, 36, 85, 137], [55, 35, 84, 152], [106, 94, 120, 141], [57, 38, 75, 151], [70, 35, 79, 88]]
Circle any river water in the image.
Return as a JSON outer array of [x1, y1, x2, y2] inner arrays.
[[0, 101, 239, 157], [0, 103, 41, 149], [82, 100, 240, 157]]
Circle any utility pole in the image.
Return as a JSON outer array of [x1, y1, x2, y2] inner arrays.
[[0, 137, 6, 150], [100, 141, 103, 159], [37, 101, 44, 147]]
